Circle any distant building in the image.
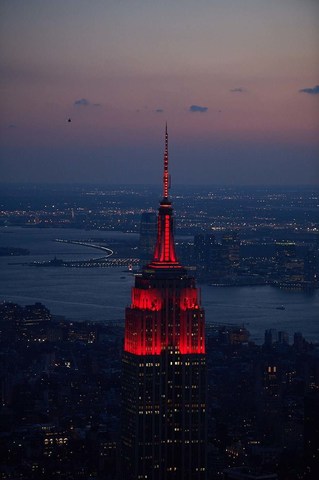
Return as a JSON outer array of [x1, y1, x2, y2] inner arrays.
[[264, 329, 277, 348], [274, 242, 304, 288], [277, 331, 289, 345], [304, 247, 318, 288], [221, 231, 240, 275], [194, 231, 240, 283], [139, 211, 157, 263], [304, 391, 319, 477], [0, 301, 52, 342], [224, 467, 278, 479], [293, 332, 305, 352], [256, 362, 283, 447], [194, 233, 217, 280]]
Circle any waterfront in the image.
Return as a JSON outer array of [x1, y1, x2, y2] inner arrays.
[[0, 226, 318, 344]]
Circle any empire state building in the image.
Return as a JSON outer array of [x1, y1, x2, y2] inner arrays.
[[121, 126, 206, 480]]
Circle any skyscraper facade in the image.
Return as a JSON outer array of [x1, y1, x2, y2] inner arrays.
[[121, 126, 206, 480]]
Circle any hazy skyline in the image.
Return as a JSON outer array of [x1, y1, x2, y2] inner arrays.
[[0, 0, 318, 185]]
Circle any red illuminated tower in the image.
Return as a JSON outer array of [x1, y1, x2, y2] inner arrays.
[[121, 125, 206, 480]]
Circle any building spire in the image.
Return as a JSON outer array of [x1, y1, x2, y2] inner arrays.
[[147, 124, 182, 270], [163, 122, 169, 200]]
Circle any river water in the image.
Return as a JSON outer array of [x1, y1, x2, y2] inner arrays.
[[0, 227, 318, 344]]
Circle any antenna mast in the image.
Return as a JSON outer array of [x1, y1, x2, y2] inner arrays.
[[163, 123, 169, 199]]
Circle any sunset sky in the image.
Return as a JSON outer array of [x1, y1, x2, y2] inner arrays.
[[0, 0, 318, 185]]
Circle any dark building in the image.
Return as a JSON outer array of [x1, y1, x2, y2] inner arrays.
[[194, 231, 240, 283], [264, 329, 278, 348], [274, 242, 304, 287], [194, 233, 217, 280], [0, 301, 52, 343], [221, 231, 240, 275], [303, 246, 318, 288], [257, 363, 282, 445], [304, 390, 319, 477], [139, 211, 157, 263], [121, 126, 206, 480], [212, 231, 240, 282]]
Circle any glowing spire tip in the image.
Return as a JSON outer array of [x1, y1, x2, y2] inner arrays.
[[163, 124, 169, 199]]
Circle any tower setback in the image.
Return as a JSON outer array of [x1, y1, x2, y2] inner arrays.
[[121, 126, 206, 480]]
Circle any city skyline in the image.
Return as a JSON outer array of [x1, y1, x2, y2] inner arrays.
[[1, 0, 318, 185], [1, 121, 319, 477]]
